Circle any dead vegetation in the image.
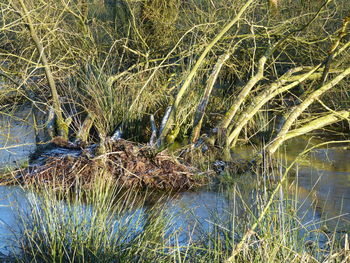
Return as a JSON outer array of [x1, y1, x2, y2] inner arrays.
[[10, 140, 204, 191]]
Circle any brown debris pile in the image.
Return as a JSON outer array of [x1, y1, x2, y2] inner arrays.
[[19, 140, 203, 190]]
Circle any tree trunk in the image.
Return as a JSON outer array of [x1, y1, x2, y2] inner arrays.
[[217, 43, 278, 133], [267, 65, 350, 154], [75, 114, 95, 145], [226, 66, 317, 147], [14, 0, 69, 140], [282, 111, 350, 142], [191, 53, 230, 143], [158, 0, 255, 146]]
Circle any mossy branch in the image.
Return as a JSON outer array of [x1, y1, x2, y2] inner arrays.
[[14, 0, 69, 140], [158, 0, 255, 145], [191, 53, 230, 143], [267, 65, 350, 154]]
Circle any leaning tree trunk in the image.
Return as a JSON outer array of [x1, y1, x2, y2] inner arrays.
[[226, 11, 350, 149], [75, 113, 95, 145], [157, 0, 255, 146], [226, 66, 306, 147], [191, 53, 230, 143], [319, 12, 350, 86], [281, 111, 350, 142], [13, 0, 69, 140], [218, 47, 272, 132], [226, 65, 329, 147], [267, 65, 350, 155], [266, 11, 350, 154]]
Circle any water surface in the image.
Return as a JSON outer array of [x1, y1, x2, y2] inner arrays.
[[0, 109, 349, 257]]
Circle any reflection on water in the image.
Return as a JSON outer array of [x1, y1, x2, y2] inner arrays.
[[0, 109, 349, 256], [282, 138, 350, 224], [0, 107, 36, 169], [293, 150, 350, 227], [0, 186, 30, 256]]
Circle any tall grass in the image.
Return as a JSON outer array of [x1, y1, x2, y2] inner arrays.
[[15, 177, 171, 262], [8, 167, 349, 262]]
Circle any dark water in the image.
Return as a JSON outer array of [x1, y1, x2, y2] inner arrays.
[[0, 109, 349, 256], [0, 107, 36, 169]]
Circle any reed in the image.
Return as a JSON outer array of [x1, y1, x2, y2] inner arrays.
[[9, 161, 349, 262], [15, 177, 172, 262]]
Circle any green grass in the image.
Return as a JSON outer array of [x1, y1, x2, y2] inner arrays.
[[6, 167, 349, 263], [14, 178, 172, 262]]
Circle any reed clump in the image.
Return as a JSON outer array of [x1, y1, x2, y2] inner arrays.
[[15, 179, 173, 263], [8, 165, 349, 263]]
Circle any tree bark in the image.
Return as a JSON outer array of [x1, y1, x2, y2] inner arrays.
[[267, 65, 350, 154], [226, 66, 317, 147], [75, 114, 95, 145], [191, 53, 230, 143], [14, 0, 69, 140], [282, 111, 350, 142], [158, 0, 255, 146]]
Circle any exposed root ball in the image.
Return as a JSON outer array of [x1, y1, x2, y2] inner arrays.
[[19, 140, 203, 191]]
